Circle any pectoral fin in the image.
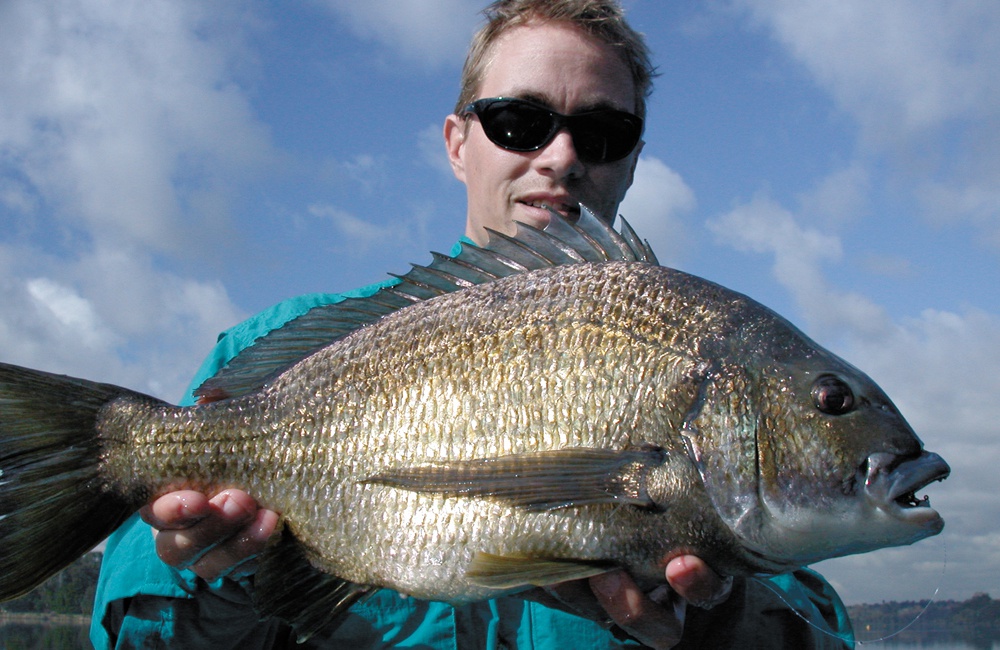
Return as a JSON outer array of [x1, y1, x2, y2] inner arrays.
[[466, 552, 614, 589], [363, 445, 667, 511]]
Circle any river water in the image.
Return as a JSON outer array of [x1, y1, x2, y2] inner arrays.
[[0, 622, 91, 649]]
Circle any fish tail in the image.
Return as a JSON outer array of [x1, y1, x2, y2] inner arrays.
[[0, 362, 144, 601]]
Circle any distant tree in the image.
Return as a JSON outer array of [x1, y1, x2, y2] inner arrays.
[[849, 593, 1000, 644], [2, 552, 102, 615]]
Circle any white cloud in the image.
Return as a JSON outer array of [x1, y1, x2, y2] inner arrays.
[[795, 163, 870, 226], [848, 307, 1000, 447], [0, 1, 266, 401], [618, 156, 696, 265], [26, 277, 118, 352], [0, 0, 272, 254], [732, 0, 1000, 246], [919, 180, 1000, 248], [314, 0, 482, 69], [707, 192, 889, 339], [309, 203, 394, 247], [307, 202, 435, 260], [0, 242, 244, 402], [734, 0, 1000, 138], [857, 252, 914, 281]]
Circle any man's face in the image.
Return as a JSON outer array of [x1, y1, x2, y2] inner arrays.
[[445, 21, 642, 245]]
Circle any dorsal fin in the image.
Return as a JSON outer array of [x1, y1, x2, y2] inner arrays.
[[195, 206, 658, 400]]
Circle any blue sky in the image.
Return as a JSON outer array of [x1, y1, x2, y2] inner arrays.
[[1, 0, 998, 611]]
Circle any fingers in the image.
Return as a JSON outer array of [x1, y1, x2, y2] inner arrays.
[[143, 490, 256, 568], [590, 569, 685, 650], [187, 506, 278, 581], [664, 555, 732, 609], [140, 489, 214, 530], [584, 556, 732, 649], [141, 489, 278, 582], [533, 579, 610, 623]]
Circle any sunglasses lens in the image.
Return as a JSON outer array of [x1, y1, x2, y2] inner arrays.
[[469, 98, 642, 163], [478, 101, 556, 152], [569, 112, 642, 163]]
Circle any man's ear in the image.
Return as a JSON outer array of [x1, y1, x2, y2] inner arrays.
[[444, 114, 467, 183]]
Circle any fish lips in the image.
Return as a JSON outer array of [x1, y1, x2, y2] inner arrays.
[[866, 451, 950, 531]]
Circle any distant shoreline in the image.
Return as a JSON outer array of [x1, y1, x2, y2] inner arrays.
[[0, 611, 90, 626]]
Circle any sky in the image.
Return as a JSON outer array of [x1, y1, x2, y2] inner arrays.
[[1, 0, 998, 610]]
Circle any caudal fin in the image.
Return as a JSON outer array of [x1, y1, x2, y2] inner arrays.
[[0, 362, 143, 601]]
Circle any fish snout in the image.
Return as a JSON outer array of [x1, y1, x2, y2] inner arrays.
[[864, 451, 950, 530]]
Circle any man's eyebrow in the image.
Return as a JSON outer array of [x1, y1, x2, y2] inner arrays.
[[510, 91, 627, 114], [506, 91, 553, 107]]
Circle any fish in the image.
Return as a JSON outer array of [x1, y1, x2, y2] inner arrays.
[[0, 207, 949, 639]]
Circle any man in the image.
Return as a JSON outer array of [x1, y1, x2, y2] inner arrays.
[[92, 1, 854, 648]]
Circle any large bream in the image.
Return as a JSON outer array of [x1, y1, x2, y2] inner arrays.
[[0, 207, 949, 639]]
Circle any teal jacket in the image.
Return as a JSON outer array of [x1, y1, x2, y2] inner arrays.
[[91, 273, 855, 649]]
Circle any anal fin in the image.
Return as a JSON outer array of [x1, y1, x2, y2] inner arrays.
[[466, 552, 614, 589], [253, 529, 375, 642]]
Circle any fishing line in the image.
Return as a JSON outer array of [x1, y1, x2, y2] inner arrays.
[[749, 537, 947, 646], [750, 577, 855, 646]]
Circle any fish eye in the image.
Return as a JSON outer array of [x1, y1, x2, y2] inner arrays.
[[812, 375, 855, 415]]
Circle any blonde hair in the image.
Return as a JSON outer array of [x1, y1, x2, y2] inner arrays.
[[455, 0, 656, 119]]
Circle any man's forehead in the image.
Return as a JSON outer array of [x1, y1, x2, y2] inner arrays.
[[476, 21, 636, 113]]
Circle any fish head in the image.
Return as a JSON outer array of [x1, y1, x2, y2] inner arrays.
[[736, 329, 949, 571], [683, 312, 949, 573]]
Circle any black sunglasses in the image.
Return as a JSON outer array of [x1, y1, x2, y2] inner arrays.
[[462, 97, 643, 164]]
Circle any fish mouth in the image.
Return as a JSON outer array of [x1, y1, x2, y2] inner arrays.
[[867, 451, 950, 523]]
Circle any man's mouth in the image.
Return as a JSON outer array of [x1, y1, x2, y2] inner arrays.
[[520, 200, 581, 221]]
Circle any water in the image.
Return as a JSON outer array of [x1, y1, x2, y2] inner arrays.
[[0, 623, 91, 649]]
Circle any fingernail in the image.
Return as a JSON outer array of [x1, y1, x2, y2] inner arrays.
[[249, 510, 279, 543], [175, 494, 200, 518], [218, 492, 251, 519]]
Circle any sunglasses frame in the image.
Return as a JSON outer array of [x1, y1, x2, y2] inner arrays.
[[462, 97, 643, 164]]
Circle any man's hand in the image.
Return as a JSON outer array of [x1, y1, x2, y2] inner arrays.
[[532, 556, 732, 650], [596, 556, 732, 648], [140, 489, 278, 581]]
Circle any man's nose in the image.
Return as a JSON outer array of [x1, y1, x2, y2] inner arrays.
[[533, 128, 585, 179]]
